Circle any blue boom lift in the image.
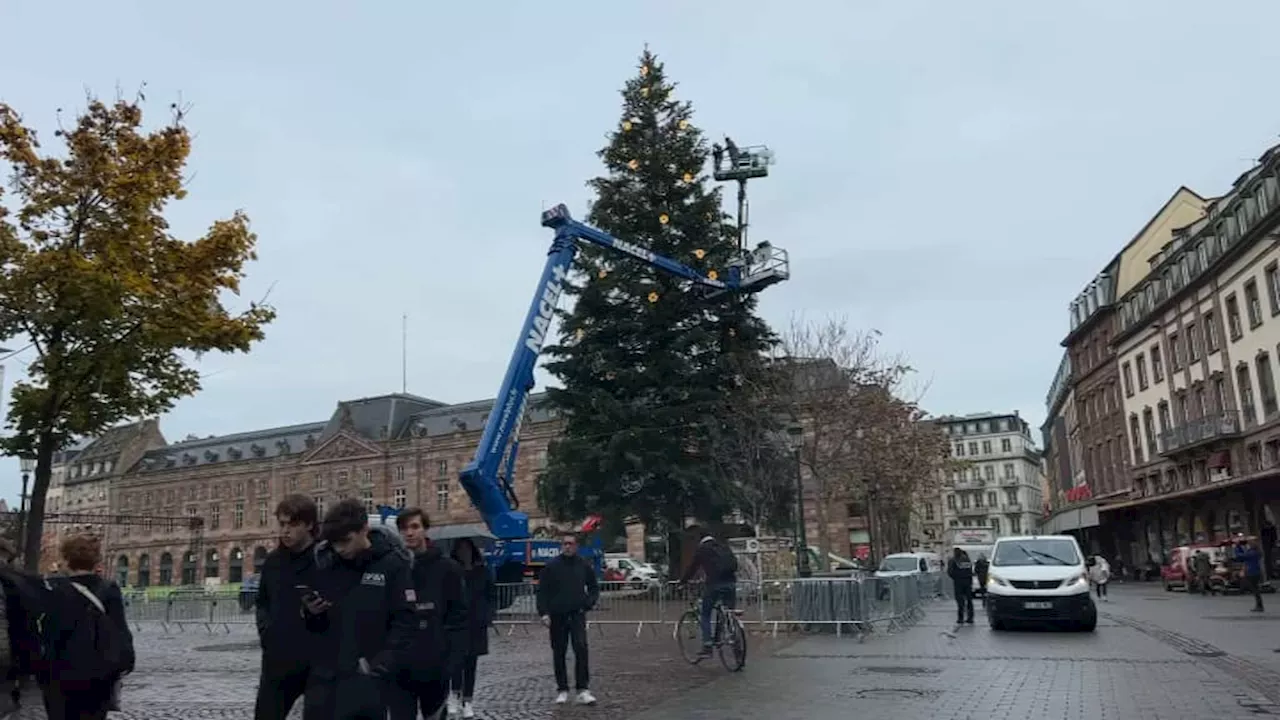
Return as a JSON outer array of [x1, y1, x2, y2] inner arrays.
[[381, 203, 790, 585]]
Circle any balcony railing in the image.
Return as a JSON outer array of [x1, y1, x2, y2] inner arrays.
[[1157, 411, 1241, 456], [1003, 503, 1024, 514], [955, 506, 988, 517]]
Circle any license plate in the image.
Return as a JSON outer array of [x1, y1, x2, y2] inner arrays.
[[1024, 601, 1052, 610]]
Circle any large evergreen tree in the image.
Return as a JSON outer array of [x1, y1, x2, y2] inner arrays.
[[539, 51, 781, 536]]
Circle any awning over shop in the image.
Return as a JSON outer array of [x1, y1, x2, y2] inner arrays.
[[1040, 503, 1100, 534]]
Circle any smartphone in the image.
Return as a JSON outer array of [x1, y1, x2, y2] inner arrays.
[[296, 584, 320, 602]]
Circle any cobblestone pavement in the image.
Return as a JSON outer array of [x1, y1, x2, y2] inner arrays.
[[105, 621, 794, 720], [628, 600, 1280, 720]]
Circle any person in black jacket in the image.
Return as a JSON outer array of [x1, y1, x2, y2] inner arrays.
[[449, 537, 495, 719], [301, 499, 416, 720], [535, 533, 599, 706], [947, 547, 974, 625], [678, 527, 738, 658], [389, 507, 467, 720], [254, 494, 320, 720], [40, 534, 136, 720]]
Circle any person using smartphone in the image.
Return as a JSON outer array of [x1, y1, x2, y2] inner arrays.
[[254, 495, 320, 720], [301, 499, 415, 720]]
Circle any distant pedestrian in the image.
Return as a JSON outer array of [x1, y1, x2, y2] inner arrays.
[[390, 507, 467, 720], [1192, 550, 1213, 595], [1088, 556, 1110, 601], [974, 554, 990, 599], [535, 533, 599, 706], [449, 538, 495, 719], [254, 494, 320, 720], [303, 499, 416, 720], [946, 548, 974, 624], [1234, 537, 1264, 612], [38, 534, 135, 720]]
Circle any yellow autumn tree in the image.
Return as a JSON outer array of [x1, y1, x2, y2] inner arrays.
[[0, 98, 275, 570]]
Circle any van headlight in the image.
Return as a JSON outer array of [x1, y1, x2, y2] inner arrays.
[[987, 574, 1008, 587], [1068, 573, 1088, 587]]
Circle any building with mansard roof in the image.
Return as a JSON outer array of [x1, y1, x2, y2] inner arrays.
[[105, 392, 561, 587]]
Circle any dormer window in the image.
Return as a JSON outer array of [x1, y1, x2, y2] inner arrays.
[[182, 453, 196, 466], [276, 439, 291, 453], [228, 446, 243, 460], [204, 450, 219, 462], [305, 434, 317, 449], [251, 443, 266, 458]]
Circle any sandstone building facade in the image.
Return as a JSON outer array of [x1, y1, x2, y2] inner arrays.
[[104, 392, 560, 586]]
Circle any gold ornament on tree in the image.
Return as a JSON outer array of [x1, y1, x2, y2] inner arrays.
[[708, 270, 718, 281], [647, 292, 659, 303], [678, 119, 689, 130], [598, 269, 608, 279], [628, 159, 639, 170], [658, 213, 669, 224], [641, 87, 650, 97], [622, 121, 632, 131], [682, 172, 694, 183], [639, 65, 649, 77], [575, 328, 585, 340]]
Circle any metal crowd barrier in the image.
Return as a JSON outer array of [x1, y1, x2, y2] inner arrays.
[[122, 572, 951, 638]]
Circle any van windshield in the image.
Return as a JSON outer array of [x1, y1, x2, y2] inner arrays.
[[992, 538, 1079, 567], [879, 556, 921, 572]]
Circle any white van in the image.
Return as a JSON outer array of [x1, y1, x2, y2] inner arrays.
[[603, 555, 661, 589], [985, 534, 1096, 632], [874, 552, 943, 578]]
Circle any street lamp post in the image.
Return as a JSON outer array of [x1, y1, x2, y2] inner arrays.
[[17, 455, 34, 561], [785, 424, 811, 578]]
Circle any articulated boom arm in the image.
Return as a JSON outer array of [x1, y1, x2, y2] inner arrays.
[[458, 204, 790, 540]]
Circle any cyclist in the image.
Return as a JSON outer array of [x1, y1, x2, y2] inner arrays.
[[678, 527, 739, 658]]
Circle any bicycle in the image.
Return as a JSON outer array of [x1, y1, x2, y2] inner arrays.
[[674, 583, 747, 671]]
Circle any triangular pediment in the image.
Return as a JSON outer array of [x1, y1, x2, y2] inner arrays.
[[300, 431, 383, 464]]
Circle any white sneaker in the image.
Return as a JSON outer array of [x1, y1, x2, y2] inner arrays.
[[576, 690, 597, 706], [462, 701, 476, 718], [447, 693, 461, 716], [555, 691, 570, 704]]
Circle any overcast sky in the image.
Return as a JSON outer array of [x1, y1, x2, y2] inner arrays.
[[3, 1, 1280, 504]]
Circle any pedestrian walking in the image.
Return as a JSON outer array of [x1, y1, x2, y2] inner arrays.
[[1234, 537, 1265, 612], [1192, 550, 1213, 595], [535, 533, 599, 706], [302, 499, 416, 720], [1088, 556, 1110, 601], [254, 494, 319, 720], [677, 527, 739, 658], [450, 538, 495, 719], [946, 547, 974, 624], [389, 508, 467, 720], [37, 534, 135, 720], [974, 554, 990, 605]]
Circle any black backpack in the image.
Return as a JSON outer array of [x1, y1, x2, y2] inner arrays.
[[711, 541, 738, 578], [37, 578, 126, 683]]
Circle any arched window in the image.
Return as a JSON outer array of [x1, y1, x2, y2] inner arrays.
[[158, 553, 174, 586], [137, 554, 151, 588], [182, 551, 197, 586], [229, 547, 244, 584], [204, 548, 220, 581], [115, 555, 129, 587]]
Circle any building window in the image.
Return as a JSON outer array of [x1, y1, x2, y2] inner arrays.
[[393, 487, 407, 509], [336, 470, 349, 487], [1003, 463, 1014, 479], [435, 482, 449, 511], [361, 469, 373, 487], [967, 442, 978, 455], [1237, 364, 1257, 427], [1226, 293, 1243, 340], [288, 477, 298, 492], [361, 487, 374, 514], [924, 504, 934, 521], [394, 465, 405, 484], [1170, 332, 1182, 370], [1204, 313, 1220, 353], [1142, 408, 1157, 458], [1151, 345, 1164, 382], [1010, 516, 1022, 534], [1186, 323, 1200, 363], [258, 499, 268, 526], [256, 478, 268, 497], [974, 492, 983, 508], [233, 501, 244, 529], [1000, 438, 1011, 452], [314, 495, 327, 517], [1129, 414, 1143, 465], [1257, 354, 1278, 418], [960, 493, 970, 509], [954, 443, 965, 457], [946, 495, 956, 509], [1267, 262, 1280, 316], [1246, 279, 1263, 329], [437, 460, 449, 478], [984, 465, 994, 481], [987, 491, 998, 506], [1122, 362, 1134, 396], [1005, 489, 1018, 506], [1214, 375, 1228, 413], [981, 440, 991, 454], [210, 503, 221, 530], [991, 518, 1001, 535], [1136, 353, 1149, 390]]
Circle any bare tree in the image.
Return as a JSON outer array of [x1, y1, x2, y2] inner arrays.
[[769, 316, 955, 561]]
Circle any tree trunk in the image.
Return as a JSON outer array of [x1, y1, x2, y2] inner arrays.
[[22, 432, 56, 574]]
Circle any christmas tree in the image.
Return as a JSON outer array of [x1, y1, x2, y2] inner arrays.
[[538, 50, 782, 539]]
